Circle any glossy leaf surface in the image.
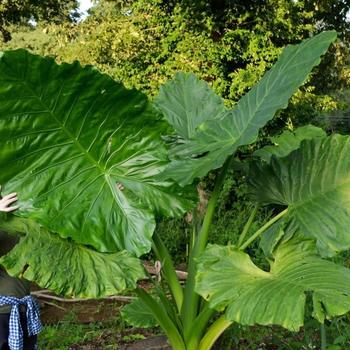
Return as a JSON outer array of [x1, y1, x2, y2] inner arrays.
[[0, 49, 194, 256], [154, 72, 225, 139]]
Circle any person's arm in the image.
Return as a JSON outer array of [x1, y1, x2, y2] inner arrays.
[[0, 188, 19, 212]]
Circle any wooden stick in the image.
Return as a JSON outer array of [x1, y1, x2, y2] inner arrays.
[[40, 300, 67, 311], [31, 291, 135, 303]]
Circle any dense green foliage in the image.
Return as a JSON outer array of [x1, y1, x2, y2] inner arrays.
[[2, 0, 349, 105], [0, 0, 78, 42], [155, 32, 336, 185], [0, 217, 145, 297], [196, 238, 350, 331]]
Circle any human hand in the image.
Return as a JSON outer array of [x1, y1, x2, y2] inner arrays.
[[0, 187, 19, 212], [116, 183, 124, 191]]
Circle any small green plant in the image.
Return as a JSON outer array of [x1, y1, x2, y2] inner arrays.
[[1, 31, 350, 350]]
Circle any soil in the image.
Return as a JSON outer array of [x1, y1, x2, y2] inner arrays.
[[40, 298, 123, 324]]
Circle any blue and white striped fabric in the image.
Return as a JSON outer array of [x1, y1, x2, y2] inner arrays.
[[0, 295, 42, 350]]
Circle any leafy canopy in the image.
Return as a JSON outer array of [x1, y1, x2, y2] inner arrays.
[[0, 31, 344, 329], [0, 0, 79, 42]]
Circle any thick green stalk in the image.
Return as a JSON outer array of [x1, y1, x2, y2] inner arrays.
[[237, 204, 258, 247], [136, 288, 186, 350], [239, 208, 288, 251], [198, 315, 232, 350], [152, 231, 183, 312], [181, 156, 233, 339], [186, 306, 216, 350]]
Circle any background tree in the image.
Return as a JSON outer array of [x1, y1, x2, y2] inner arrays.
[[0, 0, 79, 42]]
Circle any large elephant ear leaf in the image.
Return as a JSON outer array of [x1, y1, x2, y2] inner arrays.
[[0, 217, 145, 298], [0, 49, 195, 256], [195, 239, 350, 331], [254, 125, 326, 162], [250, 134, 350, 257], [156, 31, 336, 186]]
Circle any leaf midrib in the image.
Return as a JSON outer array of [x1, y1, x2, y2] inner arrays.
[[2, 56, 107, 176]]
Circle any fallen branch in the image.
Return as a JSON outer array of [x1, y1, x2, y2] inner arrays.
[[39, 299, 67, 311], [31, 291, 135, 303]]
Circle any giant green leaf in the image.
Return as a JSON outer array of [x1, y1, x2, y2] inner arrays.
[[157, 31, 336, 186], [0, 49, 194, 256], [0, 217, 145, 298], [250, 134, 350, 256], [195, 239, 350, 331]]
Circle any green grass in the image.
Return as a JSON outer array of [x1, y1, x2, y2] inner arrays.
[[38, 311, 122, 350]]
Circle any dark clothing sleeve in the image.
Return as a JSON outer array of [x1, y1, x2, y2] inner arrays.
[[0, 231, 30, 313]]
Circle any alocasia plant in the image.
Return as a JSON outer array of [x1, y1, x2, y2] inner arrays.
[[0, 30, 348, 350]]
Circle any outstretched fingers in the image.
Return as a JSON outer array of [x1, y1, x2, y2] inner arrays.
[[1, 205, 20, 212], [0, 191, 19, 212], [116, 183, 125, 191]]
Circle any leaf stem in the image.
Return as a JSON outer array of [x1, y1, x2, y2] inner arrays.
[[198, 314, 232, 350], [135, 288, 186, 350], [239, 208, 288, 251], [237, 204, 258, 247], [181, 156, 234, 339], [186, 306, 216, 350]]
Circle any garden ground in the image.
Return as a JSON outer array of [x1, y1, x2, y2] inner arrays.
[[37, 292, 344, 350]]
